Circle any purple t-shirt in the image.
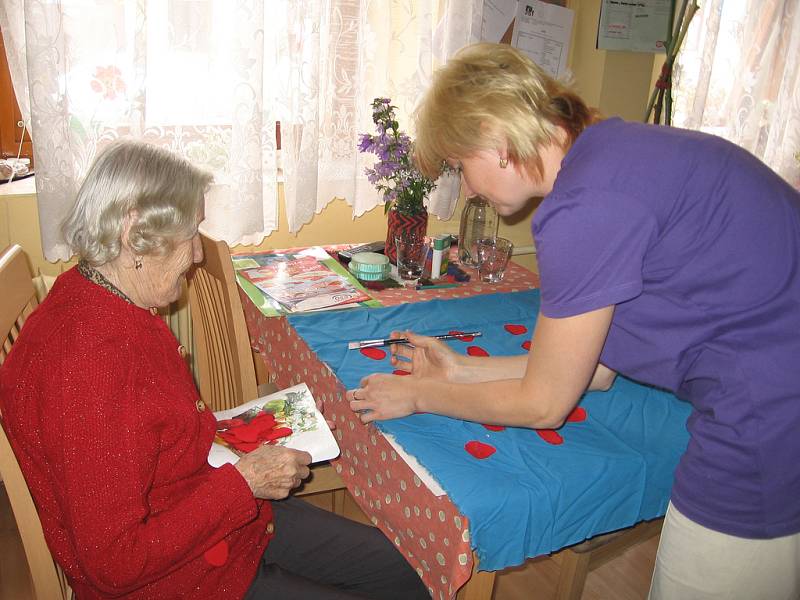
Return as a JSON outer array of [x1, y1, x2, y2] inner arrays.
[[532, 118, 800, 539]]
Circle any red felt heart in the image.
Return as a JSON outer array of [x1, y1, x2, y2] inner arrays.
[[392, 369, 411, 376], [229, 423, 261, 443], [361, 347, 387, 360], [251, 413, 277, 426], [482, 424, 505, 432], [464, 440, 497, 459], [521, 340, 531, 351], [216, 417, 245, 430], [504, 324, 528, 335], [448, 330, 474, 342], [262, 426, 293, 442], [203, 540, 229, 567], [536, 429, 563, 445], [217, 430, 245, 444], [466, 346, 489, 357], [227, 440, 261, 453], [217, 430, 235, 441], [566, 406, 587, 423]]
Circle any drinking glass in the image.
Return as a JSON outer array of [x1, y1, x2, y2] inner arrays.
[[395, 233, 428, 282], [476, 237, 513, 283]]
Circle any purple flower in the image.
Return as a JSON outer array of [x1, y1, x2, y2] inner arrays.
[[358, 96, 437, 216], [358, 134, 373, 152]]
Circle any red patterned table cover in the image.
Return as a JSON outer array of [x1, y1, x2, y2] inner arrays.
[[238, 249, 539, 599]]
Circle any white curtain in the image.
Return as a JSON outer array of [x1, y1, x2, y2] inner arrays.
[[672, 0, 800, 188], [0, 0, 480, 262]]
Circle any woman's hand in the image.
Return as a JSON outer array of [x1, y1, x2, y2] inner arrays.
[[389, 330, 463, 381], [235, 444, 312, 500], [347, 372, 422, 423]]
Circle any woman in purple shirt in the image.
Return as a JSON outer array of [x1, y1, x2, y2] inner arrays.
[[348, 43, 800, 598]]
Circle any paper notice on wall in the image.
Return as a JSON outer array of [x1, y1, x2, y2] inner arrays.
[[597, 0, 671, 53], [481, 0, 518, 43], [511, 1, 574, 79]]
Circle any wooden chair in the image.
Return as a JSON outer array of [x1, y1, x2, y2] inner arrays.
[[186, 233, 347, 511], [0, 244, 73, 600]]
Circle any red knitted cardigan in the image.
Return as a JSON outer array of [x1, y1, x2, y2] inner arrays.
[[0, 267, 273, 599]]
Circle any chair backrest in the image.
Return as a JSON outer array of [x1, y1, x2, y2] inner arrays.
[[187, 233, 259, 411], [0, 245, 72, 600], [0, 245, 38, 364]]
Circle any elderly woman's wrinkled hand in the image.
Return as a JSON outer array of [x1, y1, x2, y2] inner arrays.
[[235, 444, 311, 500], [347, 373, 419, 423]]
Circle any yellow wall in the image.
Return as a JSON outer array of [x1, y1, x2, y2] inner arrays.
[[1, 0, 657, 278]]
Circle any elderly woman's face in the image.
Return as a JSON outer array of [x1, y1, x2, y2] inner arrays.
[[138, 231, 203, 308]]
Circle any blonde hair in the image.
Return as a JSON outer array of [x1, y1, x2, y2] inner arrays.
[[62, 140, 213, 266], [414, 43, 600, 180]]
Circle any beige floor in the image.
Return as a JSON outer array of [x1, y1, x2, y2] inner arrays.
[[1, 485, 658, 600]]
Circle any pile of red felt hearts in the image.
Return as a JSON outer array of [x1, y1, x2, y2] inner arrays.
[[216, 412, 292, 453]]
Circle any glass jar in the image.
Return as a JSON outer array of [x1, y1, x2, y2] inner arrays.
[[458, 195, 499, 267]]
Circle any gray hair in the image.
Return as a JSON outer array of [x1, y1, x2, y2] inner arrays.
[[62, 140, 213, 266]]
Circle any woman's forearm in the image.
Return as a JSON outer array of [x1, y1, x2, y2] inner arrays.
[[355, 308, 614, 429], [454, 354, 529, 383], [413, 376, 569, 429], [420, 307, 616, 428]]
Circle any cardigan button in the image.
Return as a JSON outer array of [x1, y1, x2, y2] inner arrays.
[[266, 522, 275, 534], [196, 400, 206, 412], [177, 345, 187, 357]]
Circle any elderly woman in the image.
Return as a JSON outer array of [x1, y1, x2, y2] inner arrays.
[[348, 43, 800, 599], [0, 141, 427, 600]]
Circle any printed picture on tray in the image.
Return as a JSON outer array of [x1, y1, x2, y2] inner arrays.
[[208, 383, 340, 467]]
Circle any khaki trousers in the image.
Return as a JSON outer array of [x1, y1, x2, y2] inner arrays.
[[649, 501, 800, 600]]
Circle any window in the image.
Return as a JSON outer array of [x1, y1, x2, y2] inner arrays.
[[0, 28, 33, 168]]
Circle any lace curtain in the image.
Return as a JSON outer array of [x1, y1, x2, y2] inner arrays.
[[672, 0, 800, 188], [0, 0, 480, 262]]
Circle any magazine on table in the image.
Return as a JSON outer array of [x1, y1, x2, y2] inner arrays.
[[208, 383, 340, 467], [235, 246, 373, 314]]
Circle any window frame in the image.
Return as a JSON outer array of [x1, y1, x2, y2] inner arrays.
[[0, 28, 33, 167]]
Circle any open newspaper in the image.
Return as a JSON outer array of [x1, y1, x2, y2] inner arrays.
[[208, 383, 339, 467]]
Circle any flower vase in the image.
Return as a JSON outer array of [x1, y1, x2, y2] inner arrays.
[[385, 208, 428, 264]]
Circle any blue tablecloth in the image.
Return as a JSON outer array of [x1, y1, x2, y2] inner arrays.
[[289, 290, 690, 570]]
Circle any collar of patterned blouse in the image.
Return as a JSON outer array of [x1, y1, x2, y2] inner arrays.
[[78, 260, 135, 305]]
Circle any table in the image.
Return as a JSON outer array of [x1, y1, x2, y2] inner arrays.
[[238, 249, 690, 599], [239, 251, 540, 599]]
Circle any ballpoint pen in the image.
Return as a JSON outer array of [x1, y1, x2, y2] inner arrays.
[[347, 331, 482, 350]]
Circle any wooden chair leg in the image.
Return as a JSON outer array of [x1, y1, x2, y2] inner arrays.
[[556, 549, 591, 600], [332, 489, 345, 516]]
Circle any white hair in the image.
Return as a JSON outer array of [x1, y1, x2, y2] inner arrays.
[[62, 140, 213, 266]]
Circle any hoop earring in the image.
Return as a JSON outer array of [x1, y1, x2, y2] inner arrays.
[[134, 256, 143, 270], [499, 158, 509, 169]]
